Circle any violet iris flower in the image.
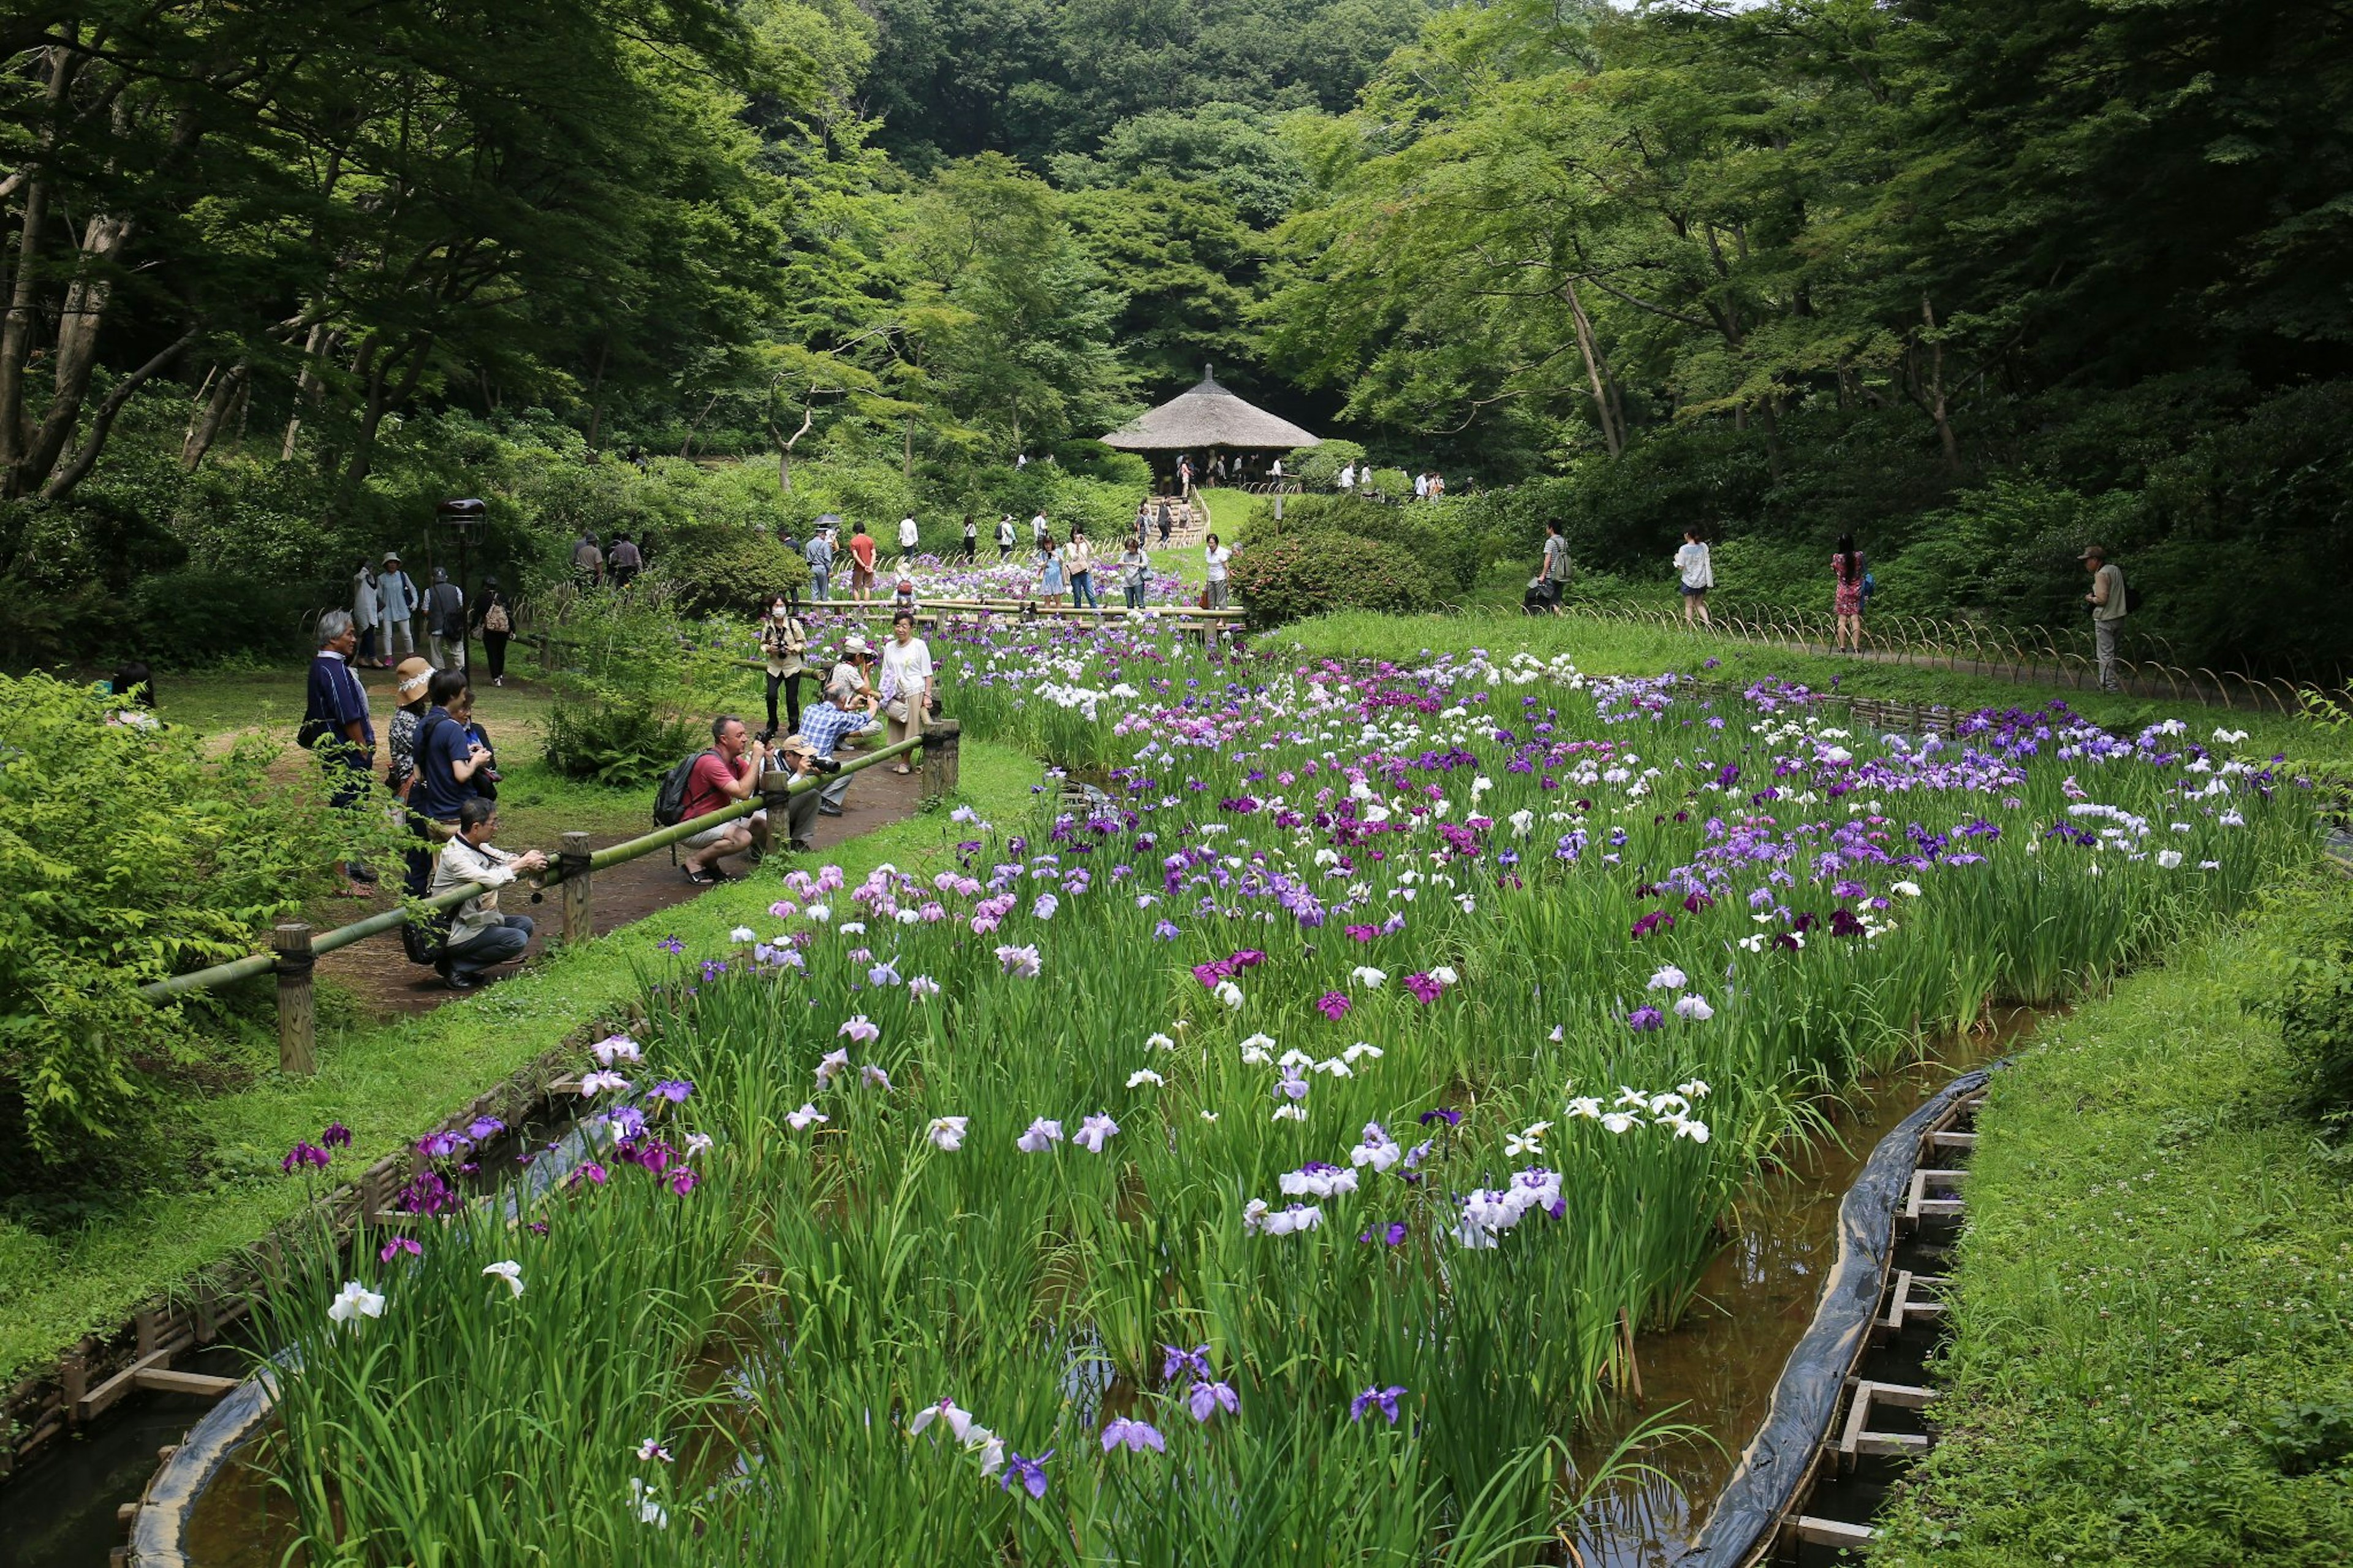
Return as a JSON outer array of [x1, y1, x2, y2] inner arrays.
[[1627, 1006, 1665, 1032], [1189, 1379, 1240, 1423], [379, 1236, 422, 1262], [1351, 1384, 1408, 1425], [320, 1122, 354, 1149], [281, 1141, 330, 1173], [415, 1131, 469, 1159], [1101, 1417, 1165, 1454], [465, 1116, 505, 1142], [1162, 1344, 1211, 1381], [1418, 1107, 1462, 1127], [1000, 1449, 1052, 1499], [1316, 990, 1351, 1021], [645, 1080, 694, 1104]]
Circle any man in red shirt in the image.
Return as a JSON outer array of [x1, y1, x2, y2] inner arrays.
[[846, 520, 879, 605], [679, 715, 769, 884]]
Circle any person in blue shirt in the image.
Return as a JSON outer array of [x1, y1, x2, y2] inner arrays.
[[303, 610, 376, 895], [799, 678, 881, 817], [410, 670, 494, 828]]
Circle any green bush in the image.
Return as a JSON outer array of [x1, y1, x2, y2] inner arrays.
[[2276, 889, 2353, 1146], [0, 674, 365, 1168], [1227, 530, 1437, 626], [126, 569, 322, 667], [653, 526, 811, 618], [542, 699, 695, 789], [1242, 493, 1491, 594], [1290, 439, 1366, 490]]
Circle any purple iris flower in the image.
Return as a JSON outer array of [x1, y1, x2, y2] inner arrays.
[[1162, 1344, 1211, 1381], [320, 1122, 354, 1149], [1189, 1379, 1240, 1423], [1359, 1222, 1409, 1246], [1627, 1006, 1665, 1032], [415, 1130, 469, 1160], [657, 936, 684, 955], [1153, 919, 1180, 940], [466, 1117, 506, 1142], [1316, 990, 1351, 1021], [379, 1236, 422, 1262], [1418, 1107, 1462, 1127], [645, 1080, 694, 1104], [1351, 1384, 1408, 1425], [280, 1141, 330, 1173], [1101, 1417, 1166, 1454], [1000, 1449, 1052, 1499]]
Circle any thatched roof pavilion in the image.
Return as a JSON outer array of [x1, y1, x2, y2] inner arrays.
[[1099, 368, 1321, 456]]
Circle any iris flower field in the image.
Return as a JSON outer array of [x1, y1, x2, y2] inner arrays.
[[255, 623, 2306, 1566]]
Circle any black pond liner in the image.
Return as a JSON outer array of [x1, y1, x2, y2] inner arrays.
[[133, 1070, 1991, 1566], [1672, 1064, 1991, 1568]]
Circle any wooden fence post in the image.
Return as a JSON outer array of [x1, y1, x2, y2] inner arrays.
[[273, 922, 316, 1076], [921, 718, 961, 802], [559, 831, 594, 945]]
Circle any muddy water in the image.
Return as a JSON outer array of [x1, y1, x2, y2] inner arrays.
[[1567, 1028, 2013, 1566]]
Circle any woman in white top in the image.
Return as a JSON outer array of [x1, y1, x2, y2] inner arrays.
[[877, 610, 936, 773], [352, 558, 383, 667], [1203, 532, 1234, 612], [1674, 528, 1715, 626]]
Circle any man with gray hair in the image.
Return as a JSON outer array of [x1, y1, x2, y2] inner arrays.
[[425, 566, 467, 670], [302, 608, 376, 895], [430, 795, 546, 989], [797, 676, 881, 817]]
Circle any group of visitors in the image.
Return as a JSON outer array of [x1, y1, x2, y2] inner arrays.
[[801, 518, 912, 605], [349, 555, 519, 685], [570, 531, 644, 590]]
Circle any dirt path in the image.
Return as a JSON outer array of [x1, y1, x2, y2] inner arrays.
[[316, 758, 928, 1020]]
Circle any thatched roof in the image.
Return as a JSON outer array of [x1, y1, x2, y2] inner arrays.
[[1099, 368, 1322, 452]]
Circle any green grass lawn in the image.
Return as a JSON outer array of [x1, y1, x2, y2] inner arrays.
[[0, 738, 1043, 1385], [1871, 874, 2353, 1566]]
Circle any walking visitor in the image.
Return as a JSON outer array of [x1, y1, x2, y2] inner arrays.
[[997, 514, 1017, 559], [877, 609, 935, 773], [608, 532, 643, 588], [1531, 520, 1571, 613], [1121, 533, 1151, 610], [1203, 532, 1233, 611], [429, 797, 545, 991], [847, 521, 879, 605], [376, 551, 419, 659], [474, 575, 515, 685], [301, 609, 376, 897], [1832, 534, 1868, 652], [1037, 536, 1067, 603], [1156, 497, 1173, 546], [760, 592, 809, 740], [425, 566, 467, 670], [961, 513, 979, 561], [1674, 527, 1714, 626], [352, 558, 383, 667], [572, 532, 604, 588], [1031, 510, 1048, 549], [1066, 526, 1098, 610], [676, 716, 771, 885], [898, 513, 920, 561], [804, 525, 835, 601], [2083, 545, 2128, 692]]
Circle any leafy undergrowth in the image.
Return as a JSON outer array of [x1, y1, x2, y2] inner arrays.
[[1270, 612, 2353, 765], [1873, 874, 2353, 1567], [0, 738, 1040, 1386]]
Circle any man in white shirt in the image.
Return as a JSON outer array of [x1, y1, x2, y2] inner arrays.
[[996, 515, 1017, 559], [877, 610, 936, 773], [1031, 511, 1048, 547], [1203, 532, 1234, 611], [898, 514, 920, 561], [430, 797, 547, 989]]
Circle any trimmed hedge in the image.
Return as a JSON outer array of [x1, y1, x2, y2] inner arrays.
[[1227, 530, 1438, 626], [1243, 493, 1491, 594]]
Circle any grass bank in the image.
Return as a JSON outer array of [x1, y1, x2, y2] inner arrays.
[[1871, 874, 2353, 1567], [0, 737, 1041, 1385], [1270, 610, 2353, 765]]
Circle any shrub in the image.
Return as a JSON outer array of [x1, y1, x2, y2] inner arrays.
[[542, 700, 695, 789], [0, 674, 362, 1167], [653, 526, 811, 619], [125, 569, 322, 667], [1243, 494, 1491, 594], [1290, 439, 1367, 490], [1227, 531, 1437, 626]]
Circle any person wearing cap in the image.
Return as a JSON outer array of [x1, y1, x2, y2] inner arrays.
[[830, 634, 877, 708], [352, 556, 384, 668], [572, 531, 604, 588], [376, 551, 419, 660], [425, 566, 467, 671], [801, 677, 881, 817], [770, 732, 827, 852], [2082, 545, 2128, 693], [472, 575, 515, 686], [805, 524, 835, 602], [608, 531, 643, 588]]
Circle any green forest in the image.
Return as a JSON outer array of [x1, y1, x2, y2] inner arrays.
[[4, 0, 2351, 676]]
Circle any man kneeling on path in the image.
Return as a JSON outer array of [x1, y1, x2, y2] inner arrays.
[[800, 678, 881, 818], [771, 732, 828, 853], [680, 715, 769, 885], [431, 797, 546, 990]]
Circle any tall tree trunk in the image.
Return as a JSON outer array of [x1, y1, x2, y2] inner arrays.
[[903, 415, 914, 481], [282, 319, 333, 460], [0, 45, 74, 498], [1920, 295, 1960, 470], [772, 405, 813, 491], [1564, 279, 1623, 458], [326, 331, 430, 525], [183, 359, 249, 469]]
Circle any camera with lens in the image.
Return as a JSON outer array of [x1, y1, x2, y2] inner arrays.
[[808, 756, 842, 775]]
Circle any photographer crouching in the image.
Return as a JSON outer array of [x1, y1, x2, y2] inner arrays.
[[769, 732, 839, 853]]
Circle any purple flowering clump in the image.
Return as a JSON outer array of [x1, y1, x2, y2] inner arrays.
[[1630, 911, 1677, 941], [1189, 1379, 1240, 1423], [1101, 1417, 1166, 1454], [466, 1117, 506, 1142], [645, 1080, 694, 1105], [1403, 972, 1444, 1004], [1358, 1222, 1409, 1246], [1627, 1006, 1665, 1032], [1316, 990, 1351, 1021]]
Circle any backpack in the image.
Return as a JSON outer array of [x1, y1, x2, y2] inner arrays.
[[400, 906, 450, 968], [653, 749, 717, 828], [482, 599, 510, 634]]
